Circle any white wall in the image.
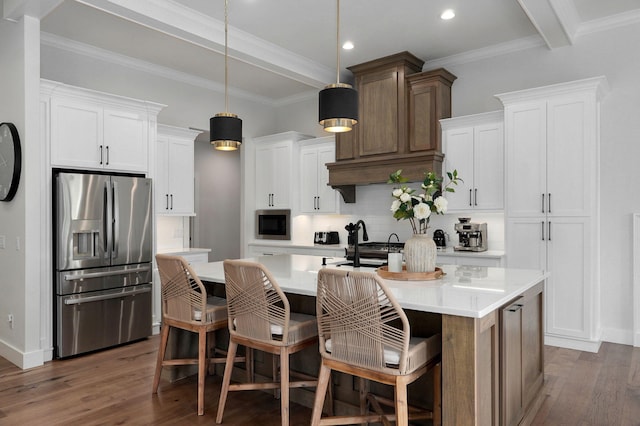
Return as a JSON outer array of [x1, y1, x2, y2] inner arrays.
[[0, 15, 44, 368], [277, 23, 640, 345], [192, 132, 242, 261]]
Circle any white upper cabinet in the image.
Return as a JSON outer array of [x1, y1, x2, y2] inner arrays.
[[155, 125, 199, 215], [299, 136, 338, 214], [441, 111, 504, 211], [497, 76, 608, 349], [42, 79, 165, 173], [254, 132, 312, 210]]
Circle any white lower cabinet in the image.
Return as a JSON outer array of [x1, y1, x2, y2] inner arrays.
[[437, 253, 503, 267], [248, 244, 344, 258], [497, 77, 607, 351], [155, 125, 199, 215]]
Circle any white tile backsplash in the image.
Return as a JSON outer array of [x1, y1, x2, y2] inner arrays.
[[156, 216, 191, 250], [292, 183, 504, 250]]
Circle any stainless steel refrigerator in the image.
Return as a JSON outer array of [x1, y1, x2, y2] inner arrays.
[[54, 171, 153, 358]]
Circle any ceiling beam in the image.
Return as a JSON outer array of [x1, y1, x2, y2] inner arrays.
[[517, 0, 581, 48], [74, 0, 334, 89]]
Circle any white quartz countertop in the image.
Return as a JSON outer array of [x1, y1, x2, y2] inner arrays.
[[436, 247, 505, 259], [192, 254, 546, 319], [157, 247, 211, 256], [248, 241, 504, 259]]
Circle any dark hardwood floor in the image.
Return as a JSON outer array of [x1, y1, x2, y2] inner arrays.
[[0, 336, 638, 425]]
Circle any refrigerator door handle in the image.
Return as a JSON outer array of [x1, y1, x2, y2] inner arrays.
[[112, 181, 119, 258], [104, 181, 112, 259], [63, 265, 151, 281], [63, 285, 151, 305]]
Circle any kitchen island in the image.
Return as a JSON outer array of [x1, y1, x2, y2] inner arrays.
[[193, 254, 548, 425]]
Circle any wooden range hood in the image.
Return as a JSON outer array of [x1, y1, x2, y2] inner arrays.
[[326, 52, 456, 203]]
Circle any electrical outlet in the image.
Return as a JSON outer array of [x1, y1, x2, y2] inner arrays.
[[8, 314, 14, 329], [15, 236, 20, 251], [0, 235, 5, 249]]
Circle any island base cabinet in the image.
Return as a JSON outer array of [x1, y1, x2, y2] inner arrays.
[[500, 282, 544, 426], [442, 312, 499, 426]]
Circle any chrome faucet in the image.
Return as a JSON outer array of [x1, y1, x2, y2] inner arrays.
[[345, 220, 369, 267]]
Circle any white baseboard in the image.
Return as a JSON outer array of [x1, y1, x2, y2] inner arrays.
[[600, 327, 634, 346], [0, 339, 46, 369], [545, 334, 602, 353]]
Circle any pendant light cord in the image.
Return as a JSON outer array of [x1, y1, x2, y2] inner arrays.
[[336, 0, 340, 85], [224, 0, 229, 113]]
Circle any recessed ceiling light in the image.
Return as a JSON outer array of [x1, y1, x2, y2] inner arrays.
[[441, 9, 455, 20], [342, 41, 354, 50]]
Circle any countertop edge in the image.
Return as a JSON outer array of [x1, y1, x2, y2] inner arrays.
[[157, 247, 211, 256]]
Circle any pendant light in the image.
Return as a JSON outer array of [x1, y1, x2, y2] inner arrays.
[[211, 0, 242, 151], [318, 0, 358, 133]]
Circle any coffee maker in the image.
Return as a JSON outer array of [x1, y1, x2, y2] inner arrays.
[[454, 218, 487, 252]]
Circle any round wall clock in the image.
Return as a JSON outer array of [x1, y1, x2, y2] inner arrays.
[[0, 122, 21, 202]]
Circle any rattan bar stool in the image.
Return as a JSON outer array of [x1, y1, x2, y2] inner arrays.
[[311, 268, 442, 426], [216, 259, 321, 426], [152, 254, 248, 416]]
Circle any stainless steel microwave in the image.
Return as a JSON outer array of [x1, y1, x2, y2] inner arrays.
[[255, 209, 291, 240]]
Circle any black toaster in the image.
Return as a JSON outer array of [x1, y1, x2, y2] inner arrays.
[[314, 231, 340, 245]]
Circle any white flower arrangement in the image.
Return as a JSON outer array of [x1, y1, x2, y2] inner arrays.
[[388, 169, 461, 234]]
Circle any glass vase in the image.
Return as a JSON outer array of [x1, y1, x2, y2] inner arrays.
[[404, 233, 437, 273]]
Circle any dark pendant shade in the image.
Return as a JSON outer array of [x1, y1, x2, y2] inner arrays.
[[319, 83, 358, 132], [210, 113, 242, 151]]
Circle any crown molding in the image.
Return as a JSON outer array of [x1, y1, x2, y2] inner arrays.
[[577, 9, 640, 37], [423, 35, 545, 70]]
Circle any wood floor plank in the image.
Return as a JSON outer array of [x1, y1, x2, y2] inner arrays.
[[1, 337, 639, 425]]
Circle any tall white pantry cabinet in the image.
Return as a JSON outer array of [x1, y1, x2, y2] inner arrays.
[[497, 76, 608, 352]]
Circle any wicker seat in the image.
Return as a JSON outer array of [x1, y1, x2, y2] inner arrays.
[[216, 259, 320, 426], [311, 268, 442, 426], [152, 254, 247, 416]]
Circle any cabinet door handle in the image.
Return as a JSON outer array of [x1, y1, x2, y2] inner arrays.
[[548, 193, 551, 213], [541, 193, 545, 213], [548, 221, 551, 241], [99, 145, 103, 165], [106, 146, 110, 165], [317, 196, 320, 210], [508, 303, 524, 312], [474, 188, 478, 206], [541, 221, 545, 241], [469, 189, 472, 206], [170, 194, 173, 210], [165, 194, 169, 210]]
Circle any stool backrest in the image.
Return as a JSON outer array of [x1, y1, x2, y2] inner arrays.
[[316, 268, 412, 374], [223, 259, 291, 344], [156, 254, 208, 323]]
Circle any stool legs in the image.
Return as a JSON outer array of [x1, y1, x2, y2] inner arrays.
[[215, 340, 238, 424], [310, 362, 332, 426], [152, 324, 171, 394]]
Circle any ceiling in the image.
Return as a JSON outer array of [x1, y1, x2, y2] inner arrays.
[[13, 0, 640, 103]]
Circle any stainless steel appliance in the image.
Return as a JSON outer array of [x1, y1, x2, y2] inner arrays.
[[454, 217, 487, 252], [255, 209, 290, 240], [54, 171, 153, 358], [433, 229, 447, 248], [314, 231, 340, 245]]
